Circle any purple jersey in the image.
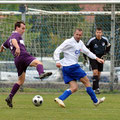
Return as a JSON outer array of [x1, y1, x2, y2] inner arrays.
[[3, 32, 29, 57], [3, 31, 36, 76]]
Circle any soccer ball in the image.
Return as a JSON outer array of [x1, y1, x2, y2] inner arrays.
[[32, 95, 43, 106]]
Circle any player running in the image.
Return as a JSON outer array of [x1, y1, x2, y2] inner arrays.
[[0, 21, 52, 108], [53, 28, 105, 108]]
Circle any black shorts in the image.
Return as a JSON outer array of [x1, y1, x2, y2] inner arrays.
[[89, 59, 103, 72]]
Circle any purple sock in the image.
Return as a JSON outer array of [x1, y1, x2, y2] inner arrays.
[[9, 83, 20, 99], [36, 64, 44, 75]]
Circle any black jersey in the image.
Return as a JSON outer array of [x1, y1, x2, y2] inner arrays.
[[86, 36, 109, 57]]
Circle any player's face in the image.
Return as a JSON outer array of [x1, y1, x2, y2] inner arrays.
[[16, 23, 26, 35], [96, 30, 102, 39], [74, 30, 83, 42]]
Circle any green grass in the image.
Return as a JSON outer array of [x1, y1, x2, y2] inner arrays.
[[0, 92, 120, 120]]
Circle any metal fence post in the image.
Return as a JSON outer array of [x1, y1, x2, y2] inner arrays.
[[110, 4, 115, 91]]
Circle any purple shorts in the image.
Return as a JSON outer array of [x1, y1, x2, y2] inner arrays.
[[14, 53, 36, 76]]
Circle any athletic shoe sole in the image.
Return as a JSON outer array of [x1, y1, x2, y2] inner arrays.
[[54, 98, 65, 108]]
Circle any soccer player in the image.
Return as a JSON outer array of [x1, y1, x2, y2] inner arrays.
[[53, 28, 105, 108], [0, 21, 52, 108], [83, 28, 111, 94]]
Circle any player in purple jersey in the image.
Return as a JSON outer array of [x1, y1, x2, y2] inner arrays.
[[0, 21, 52, 108]]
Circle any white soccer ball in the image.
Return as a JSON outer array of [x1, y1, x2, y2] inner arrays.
[[32, 95, 43, 106]]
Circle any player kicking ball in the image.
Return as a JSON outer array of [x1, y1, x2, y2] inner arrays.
[[0, 21, 52, 108], [53, 28, 105, 108]]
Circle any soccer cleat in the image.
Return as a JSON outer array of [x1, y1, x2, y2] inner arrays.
[[95, 89, 100, 94], [54, 98, 65, 108], [39, 72, 52, 79], [5, 96, 13, 108], [94, 97, 105, 106]]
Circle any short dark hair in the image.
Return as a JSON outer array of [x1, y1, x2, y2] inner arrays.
[[15, 21, 25, 30], [74, 28, 82, 33], [96, 27, 102, 31]]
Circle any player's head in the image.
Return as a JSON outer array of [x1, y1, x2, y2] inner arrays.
[[96, 27, 103, 40], [15, 21, 26, 35], [74, 28, 83, 42]]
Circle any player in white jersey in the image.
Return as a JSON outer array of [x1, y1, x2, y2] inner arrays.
[[53, 28, 105, 108]]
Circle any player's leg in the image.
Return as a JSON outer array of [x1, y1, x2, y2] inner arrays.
[[30, 59, 52, 79], [55, 81, 77, 108], [5, 72, 25, 108], [59, 81, 77, 100], [94, 71, 101, 94], [95, 63, 104, 94], [80, 76, 105, 106], [80, 76, 98, 103], [54, 65, 78, 108], [92, 69, 100, 93], [89, 59, 99, 92]]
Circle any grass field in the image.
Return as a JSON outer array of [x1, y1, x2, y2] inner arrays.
[[0, 91, 120, 120]]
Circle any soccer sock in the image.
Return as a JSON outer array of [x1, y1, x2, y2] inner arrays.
[[92, 76, 99, 90], [59, 89, 72, 101], [36, 64, 44, 75], [97, 77, 100, 89], [9, 83, 20, 99], [86, 87, 98, 103]]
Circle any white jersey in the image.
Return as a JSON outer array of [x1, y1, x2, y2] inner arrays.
[[53, 37, 97, 66]]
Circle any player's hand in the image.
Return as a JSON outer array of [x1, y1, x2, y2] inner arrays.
[[0, 49, 5, 52], [56, 63, 62, 68], [83, 59, 88, 66], [96, 57, 104, 64], [101, 55, 107, 60], [15, 48, 20, 56], [0, 45, 5, 52]]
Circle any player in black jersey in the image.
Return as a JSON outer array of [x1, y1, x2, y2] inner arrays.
[[84, 28, 111, 94]]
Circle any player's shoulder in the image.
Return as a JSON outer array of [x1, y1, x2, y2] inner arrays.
[[87, 37, 96, 45], [11, 32, 21, 39], [89, 37, 96, 41], [102, 36, 108, 41], [64, 37, 73, 43], [79, 40, 84, 44]]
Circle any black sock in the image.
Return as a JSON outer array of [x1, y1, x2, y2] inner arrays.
[[92, 76, 99, 90]]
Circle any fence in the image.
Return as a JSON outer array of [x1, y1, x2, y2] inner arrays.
[[0, 1, 120, 92]]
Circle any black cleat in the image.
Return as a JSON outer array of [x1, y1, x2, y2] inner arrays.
[[5, 96, 13, 108], [40, 72, 52, 79], [95, 89, 100, 94]]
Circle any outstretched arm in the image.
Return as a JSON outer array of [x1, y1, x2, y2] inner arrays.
[[96, 57, 104, 64], [81, 41, 104, 64], [0, 45, 5, 52]]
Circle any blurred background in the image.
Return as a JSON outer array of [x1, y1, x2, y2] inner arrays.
[[0, 0, 120, 92]]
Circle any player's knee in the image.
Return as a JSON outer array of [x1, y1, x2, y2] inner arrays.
[[30, 60, 43, 67], [18, 81, 24, 85], [71, 87, 78, 93], [93, 73, 98, 76], [18, 79, 25, 85], [36, 60, 43, 66], [93, 71, 99, 76]]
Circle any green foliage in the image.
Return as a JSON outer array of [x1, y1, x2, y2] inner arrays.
[[95, 4, 120, 31], [0, 4, 19, 11], [28, 4, 83, 11], [95, 15, 111, 31], [0, 14, 21, 60], [27, 5, 85, 57]]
